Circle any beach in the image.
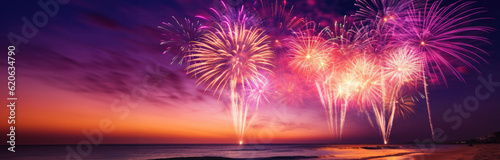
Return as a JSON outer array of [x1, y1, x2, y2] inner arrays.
[[2, 144, 499, 159], [410, 144, 500, 160]]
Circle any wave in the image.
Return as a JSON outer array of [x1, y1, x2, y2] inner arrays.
[[220, 148, 269, 151], [318, 144, 420, 150]]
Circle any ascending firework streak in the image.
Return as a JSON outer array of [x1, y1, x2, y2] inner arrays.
[[186, 23, 274, 143]]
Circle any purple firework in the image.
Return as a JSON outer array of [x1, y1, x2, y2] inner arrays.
[[354, 0, 417, 23], [400, 0, 492, 83], [396, 0, 492, 141], [159, 16, 206, 65]]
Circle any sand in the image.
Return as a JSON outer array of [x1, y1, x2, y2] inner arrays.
[[409, 144, 500, 160]]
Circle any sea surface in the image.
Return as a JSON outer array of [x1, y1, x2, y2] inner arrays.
[[0, 144, 460, 160]]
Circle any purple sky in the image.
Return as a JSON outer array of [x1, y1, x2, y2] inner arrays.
[[1, 0, 500, 144]]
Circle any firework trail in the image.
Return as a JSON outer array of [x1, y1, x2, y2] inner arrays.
[[314, 68, 337, 136], [398, 0, 491, 141], [187, 23, 274, 143]]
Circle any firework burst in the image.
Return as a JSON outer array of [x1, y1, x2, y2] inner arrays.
[[275, 73, 306, 106], [384, 46, 423, 84], [159, 17, 206, 64], [256, 0, 305, 50], [387, 89, 417, 119], [349, 54, 382, 106], [187, 23, 274, 142], [400, 0, 491, 83], [288, 24, 333, 78]]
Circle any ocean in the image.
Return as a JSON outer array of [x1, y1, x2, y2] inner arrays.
[[1, 144, 459, 160]]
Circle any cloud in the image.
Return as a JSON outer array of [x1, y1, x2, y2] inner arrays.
[[13, 1, 222, 109]]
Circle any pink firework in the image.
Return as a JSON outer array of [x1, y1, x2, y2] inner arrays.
[[288, 23, 333, 77]]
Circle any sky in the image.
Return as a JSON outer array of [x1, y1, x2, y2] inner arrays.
[[1, 0, 500, 145]]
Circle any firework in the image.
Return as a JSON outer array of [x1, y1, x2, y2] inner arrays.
[[349, 54, 382, 106], [160, 0, 492, 145], [344, 54, 382, 141], [354, 0, 415, 23], [159, 16, 206, 64], [398, 0, 491, 141], [401, 0, 490, 83], [187, 23, 274, 142], [288, 23, 333, 78], [196, 0, 259, 27], [384, 46, 423, 84], [288, 23, 347, 139], [314, 68, 337, 136], [388, 89, 417, 119], [255, 0, 305, 51], [244, 76, 274, 138], [381, 46, 422, 143], [275, 72, 306, 106], [247, 77, 273, 106]]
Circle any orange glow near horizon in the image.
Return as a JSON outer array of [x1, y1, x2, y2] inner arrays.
[[2, 73, 355, 145]]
